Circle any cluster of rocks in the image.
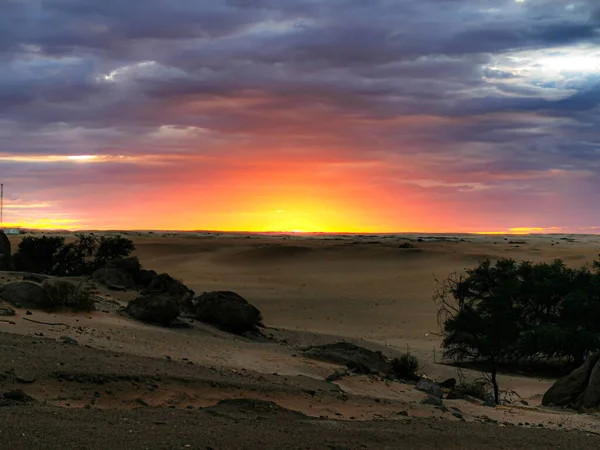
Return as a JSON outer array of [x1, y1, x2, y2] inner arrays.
[[542, 351, 600, 412], [93, 257, 263, 334]]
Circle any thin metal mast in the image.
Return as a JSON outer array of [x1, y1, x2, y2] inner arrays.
[[0, 183, 3, 230]]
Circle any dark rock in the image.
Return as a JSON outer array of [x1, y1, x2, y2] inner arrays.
[[126, 292, 180, 325], [93, 268, 135, 290], [326, 371, 346, 382], [15, 373, 36, 384], [195, 291, 262, 334], [542, 351, 600, 407], [302, 342, 390, 374], [580, 356, 600, 409], [421, 395, 443, 407], [0, 305, 15, 316], [138, 269, 158, 287], [452, 411, 464, 420], [60, 336, 78, 345], [439, 378, 457, 389], [484, 395, 497, 408], [21, 273, 50, 283], [0, 281, 51, 309], [416, 379, 443, 398], [142, 272, 195, 313], [106, 257, 142, 282], [2, 389, 35, 402], [107, 284, 127, 292]]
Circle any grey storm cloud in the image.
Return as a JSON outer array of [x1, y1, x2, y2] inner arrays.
[[1, 0, 600, 229]]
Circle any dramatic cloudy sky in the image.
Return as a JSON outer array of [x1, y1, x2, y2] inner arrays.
[[1, 0, 599, 232]]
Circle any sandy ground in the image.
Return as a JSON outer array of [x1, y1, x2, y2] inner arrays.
[[2, 232, 600, 448]]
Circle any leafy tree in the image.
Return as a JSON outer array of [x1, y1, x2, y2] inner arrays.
[[13, 236, 65, 274], [94, 235, 135, 268], [435, 257, 600, 404], [52, 234, 99, 276]]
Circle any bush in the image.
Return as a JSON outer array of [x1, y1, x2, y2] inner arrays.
[[390, 353, 420, 380], [11, 234, 135, 277], [94, 235, 135, 268], [449, 381, 489, 401], [42, 279, 95, 311], [13, 236, 65, 274]]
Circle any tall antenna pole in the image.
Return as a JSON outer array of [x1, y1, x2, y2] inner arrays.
[[1, 183, 3, 230]]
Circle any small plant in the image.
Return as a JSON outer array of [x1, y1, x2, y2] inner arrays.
[[390, 352, 420, 380], [450, 381, 489, 401], [43, 279, 95, 311], [398, 242, 416, 249]]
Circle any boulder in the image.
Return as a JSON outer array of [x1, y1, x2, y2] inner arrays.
[[0, 281, 51, 309], [125, 292, 180, 325], [195, 291, 262, 334], [416, 378, 443, 398], [92, 268, 136, 290], [421, 395, 443, 407], [542, 351, 600, 407], [302, 342, 390, 374], [0, 304, 15, 316], [439, 378, 457, 389], [580, 357, 600, 409], [106, 257, 142, 282], [138, 269, 158, 287]]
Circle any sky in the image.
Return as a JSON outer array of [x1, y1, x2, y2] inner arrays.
[[1, 0, 600, 233]]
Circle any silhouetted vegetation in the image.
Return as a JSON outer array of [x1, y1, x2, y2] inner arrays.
[[13, 236, 65, 274], [390, 353, 420, 380], [12, 234, 135, 277], [435, 257, 600, 404], [42, 279, 95, 311], [94, 235, 135, 267]]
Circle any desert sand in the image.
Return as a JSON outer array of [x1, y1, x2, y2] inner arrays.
[[1, 232, 600, 449]]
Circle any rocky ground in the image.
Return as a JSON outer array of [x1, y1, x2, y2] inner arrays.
[[1, 331, 600, 449]]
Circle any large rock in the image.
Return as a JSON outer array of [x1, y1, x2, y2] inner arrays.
[[106, 257, 142, 282], [92, 268, 136, 290], [137, 270, 195, 314], [416, 378, 443, 398], [580, 357, 600, 409], [542, 352, 600, 407], [125, 292, 180, 325], [302, 342, 390, 374], [0, 281, 51, 309], [0, 304, 15, 316], [195, 291, 262, 334]]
